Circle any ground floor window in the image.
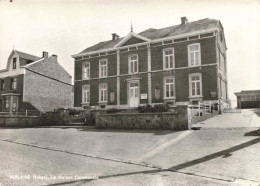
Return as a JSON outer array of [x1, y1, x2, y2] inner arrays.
[[4, 96, 10, 109], [99, 83, 107, 102], [82, 85, 90, 103], [189, 73, 202, 97], [164, 77, 175, 98]]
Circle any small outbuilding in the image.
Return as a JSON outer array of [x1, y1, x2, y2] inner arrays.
[[234, 90, 260, 109]]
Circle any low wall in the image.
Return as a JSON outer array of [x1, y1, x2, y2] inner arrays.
[[0, 116, 46, 127], [95, 106, 188, 130], [191, 111, 218, 124]]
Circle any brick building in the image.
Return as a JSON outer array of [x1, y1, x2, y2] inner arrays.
[[235, 90, 260, 109], [0, 50, 72, 114], [72, 17, 229, 111]]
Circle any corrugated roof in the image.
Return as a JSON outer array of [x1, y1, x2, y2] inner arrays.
[[79, 18, 219, 54], [15, 50, 41, 62]]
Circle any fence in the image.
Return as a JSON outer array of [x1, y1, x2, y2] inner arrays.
[[0, 110, 42, 117], [189, 102, 213, 117]]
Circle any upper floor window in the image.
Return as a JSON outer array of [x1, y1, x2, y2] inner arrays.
[[13, 58, 17, 69], [11, 77, 17, 90], [128, 54, 138, 74], [164, 76, 175, 98], [99, 83, 107, 102], [82, 85, 90, 103], [188, 44, 201, 67], [163, 48, 175, 69], [99, 59, 107, 78], [82, 62, 90, 80], [0, 79, 4, 91], [189, 73, 202, 97]]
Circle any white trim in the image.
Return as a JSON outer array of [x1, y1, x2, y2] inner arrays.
[[23, 58, 44, 67], [114, 32, 151, 48], [82, 85, 90, 104], [188, 43, 201, 67], [72, 28, 218, 58], [74, 63, 218, 82], [163, 76, 175, 99], [163, 48, 175, 70], [128, 54, 138, 74], [189, 73, 202, 97], [99, 83, 108, 103], [82, 62, 90, 80], [99, 59, 108, 78]]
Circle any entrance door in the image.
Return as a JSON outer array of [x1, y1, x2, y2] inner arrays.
[[129, 82, 139, 107]]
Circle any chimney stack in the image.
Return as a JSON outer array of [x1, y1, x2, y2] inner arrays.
[[181, 17, 188, 25], [112, 33, 119, 40], [42, 51, 48, 59], [52, 54, 58, 62]]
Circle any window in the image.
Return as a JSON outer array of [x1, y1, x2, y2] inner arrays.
[[99, 59, 107, 78], [82, 62, 90, 80], [99, 84, 107, 102], [82, 85, 90, 103], [11, 77, 17, 90], [13, 58, 17, 69], [128, 55, 138, 74], [0, 79, 4, 91], [189, 73, 202, 97], [163, 48, 174, 69], [188, 44, 201, 66], [4, 97, 9, 109], [164, 77, 175, 98]]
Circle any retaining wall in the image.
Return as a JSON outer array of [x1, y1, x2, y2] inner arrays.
[[95, 106, 188, 130], [0, 116, 46, 127]]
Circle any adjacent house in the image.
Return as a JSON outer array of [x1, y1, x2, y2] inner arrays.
[[235, 90, 260, 109], [0, 50, 72, 114], [72, 17, 229, 111]]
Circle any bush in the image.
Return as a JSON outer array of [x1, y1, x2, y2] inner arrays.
[[137, 104, 170, 113], [68, 109, 81, 116], [84, 114, 95, 126]]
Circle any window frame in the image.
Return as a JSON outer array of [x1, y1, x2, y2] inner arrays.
[[188, 43, 201, 67], [163, 76, 175, 99], [99, 83, 108, 103], [82, 62, 90, 80], [0, 79, 4, 91], [82, 85, 90, 104], [189, 73, 202, 97], [99, 59, 108, 78], [13, 57, 17, 69], [128, 54, 139, 74], [163, 48, 175, 70], [10, 77, 17, 90]]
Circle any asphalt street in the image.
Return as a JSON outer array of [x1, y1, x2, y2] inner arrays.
[[0, 109, 259, 186]]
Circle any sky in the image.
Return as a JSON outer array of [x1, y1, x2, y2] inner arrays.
[[0, 0, 259, 101]]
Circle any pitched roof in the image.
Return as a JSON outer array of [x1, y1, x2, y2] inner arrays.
[[15, 50, 41, 62], [78, 18, 219, 54]]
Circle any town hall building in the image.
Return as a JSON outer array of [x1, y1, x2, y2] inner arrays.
[[72, 17, 229, 111]]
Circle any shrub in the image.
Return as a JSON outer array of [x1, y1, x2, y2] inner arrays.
[[68, 109, 81, 116], [137, 104, 170, 113], [84, 114, 95, 126]]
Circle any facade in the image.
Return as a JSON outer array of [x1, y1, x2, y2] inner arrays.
[[235, 90, 260, 109], [0, 50, 72, 114], [72, 17, 229, 111]]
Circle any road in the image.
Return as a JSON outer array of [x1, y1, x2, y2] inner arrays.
[[0, 109, 259, 185]]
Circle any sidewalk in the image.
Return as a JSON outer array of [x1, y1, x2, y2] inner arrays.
[[192, 109, 260, 129]]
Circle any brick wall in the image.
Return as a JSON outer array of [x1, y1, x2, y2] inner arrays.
[[23, 69, 72, 112]]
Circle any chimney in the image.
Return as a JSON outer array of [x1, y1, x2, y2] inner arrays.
[[181, 17, 188, 25], [42, 51, 48, 59], [112, 33, 119, 40], [52, 54, 57, 62]]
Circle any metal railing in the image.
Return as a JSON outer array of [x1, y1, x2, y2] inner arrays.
[[0, 110, 42, 117], [189, 102, 213, 117]]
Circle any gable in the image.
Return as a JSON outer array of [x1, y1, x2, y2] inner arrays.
[[121, 36, 147, 47]]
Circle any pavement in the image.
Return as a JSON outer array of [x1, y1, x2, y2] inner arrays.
[[0, 109, 259, 186]]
